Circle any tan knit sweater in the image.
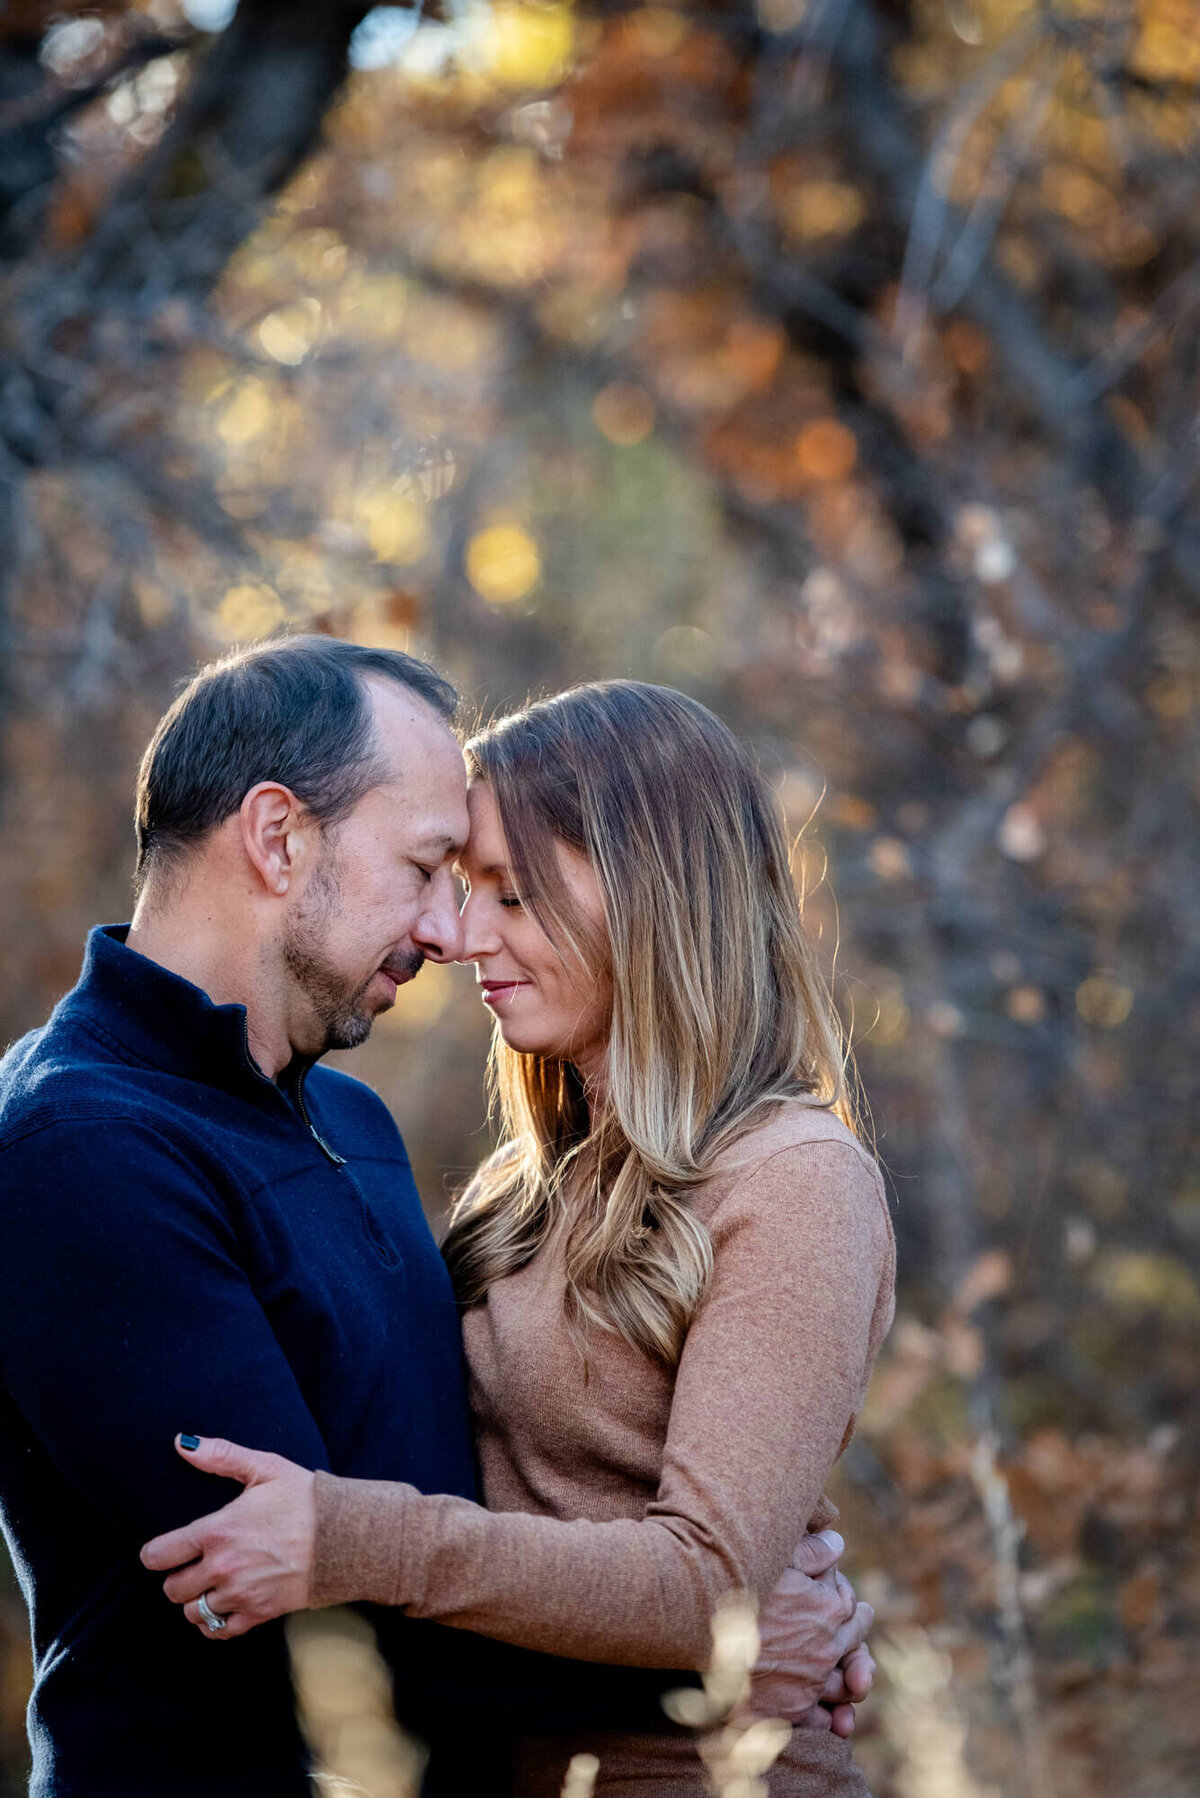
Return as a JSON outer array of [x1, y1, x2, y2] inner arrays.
[[312, 1101, 894, 1791]]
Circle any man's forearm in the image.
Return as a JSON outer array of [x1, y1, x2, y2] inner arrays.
[[373, 1611, 699, 1738]]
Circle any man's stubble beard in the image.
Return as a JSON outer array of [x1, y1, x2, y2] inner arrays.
[[281, 841, 423, 1054]]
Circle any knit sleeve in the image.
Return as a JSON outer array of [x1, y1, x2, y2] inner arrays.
[[310, 1141, 894, 1668]]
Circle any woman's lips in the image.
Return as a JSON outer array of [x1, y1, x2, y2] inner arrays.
[[481, 980, 530, 1007]]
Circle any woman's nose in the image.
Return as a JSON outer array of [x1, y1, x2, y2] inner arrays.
[[413, 869, 465, 963], [457, 890, 502, 962]]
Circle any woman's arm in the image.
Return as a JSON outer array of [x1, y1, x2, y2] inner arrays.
[[145, 1140, 893, 1670]]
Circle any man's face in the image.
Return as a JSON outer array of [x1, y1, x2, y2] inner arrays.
[[280, 681, 468, 1056]]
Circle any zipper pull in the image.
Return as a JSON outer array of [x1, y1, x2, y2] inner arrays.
[[309, 1126, 346, 1167]]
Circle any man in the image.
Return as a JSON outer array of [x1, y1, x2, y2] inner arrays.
[[0, 636, 873, 1796]]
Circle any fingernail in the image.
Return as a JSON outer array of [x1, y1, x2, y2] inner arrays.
[[817, 1530, 844, 1554], [180, 1435, 201, 1451]]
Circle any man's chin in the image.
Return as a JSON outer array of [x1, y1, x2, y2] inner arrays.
[[323, 1012, 375, 1054], [308, 962, 422, 1055], [322, 988, 382, 1054], [325, 975, 407, 1052]]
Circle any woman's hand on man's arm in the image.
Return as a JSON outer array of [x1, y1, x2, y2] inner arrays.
[[140, 1435, 317, 1639], [141, 1436, 877, 1743], [749, 1530, 875, 1737]]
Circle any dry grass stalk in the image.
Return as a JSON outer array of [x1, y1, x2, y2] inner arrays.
[[969, 1430, 1053, 1798], [876, 1626, 995, 1798], [287, 1609, 426, 1798], [664, 1595, 791, 1798], [561, 1750, 601, 1797]]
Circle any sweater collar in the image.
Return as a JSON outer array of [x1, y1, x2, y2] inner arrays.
[[62, 924, 316, 1100]]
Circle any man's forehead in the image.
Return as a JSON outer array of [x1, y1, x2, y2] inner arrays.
[[367, 678, 450, 735], [371, 778, 468, 847], [357, 679, 467, 841], [363, 681, 461, 768]]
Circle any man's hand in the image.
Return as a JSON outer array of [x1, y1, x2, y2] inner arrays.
[[140, 1435, 316, 1640], [749, 1531, 875, 1736]]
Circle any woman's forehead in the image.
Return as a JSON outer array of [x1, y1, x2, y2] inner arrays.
[[459, 781, 509, 871]]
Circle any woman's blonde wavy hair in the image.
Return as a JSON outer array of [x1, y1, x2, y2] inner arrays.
[[441, 680, 861, 1367]]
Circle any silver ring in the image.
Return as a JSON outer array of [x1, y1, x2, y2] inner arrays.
[[197, 1591, 227, 1632]]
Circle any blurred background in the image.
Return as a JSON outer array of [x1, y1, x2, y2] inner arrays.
[[1, 0, 1197, 1792]]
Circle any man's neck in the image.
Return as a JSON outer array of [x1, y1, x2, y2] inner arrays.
[[126, 899, 293, 1080]]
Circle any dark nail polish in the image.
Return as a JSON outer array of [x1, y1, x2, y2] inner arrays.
[[180, 1434, 201, 1450]]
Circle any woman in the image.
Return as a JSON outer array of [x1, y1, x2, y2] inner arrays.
[[145, 682, 895, 1795]]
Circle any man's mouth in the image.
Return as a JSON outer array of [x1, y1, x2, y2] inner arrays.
[[378, 951, 424, 1000]]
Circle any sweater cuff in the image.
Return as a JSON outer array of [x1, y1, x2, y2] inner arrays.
[[310, 1470, 413, 1610]]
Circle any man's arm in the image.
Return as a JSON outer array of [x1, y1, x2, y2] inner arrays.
[[752, 1531, 876, 1734], [0, 1116, 331, 1542]]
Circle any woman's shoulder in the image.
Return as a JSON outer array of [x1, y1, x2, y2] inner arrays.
[[708, 1096, 878, 1183], [699, 1098, 889, 1237]]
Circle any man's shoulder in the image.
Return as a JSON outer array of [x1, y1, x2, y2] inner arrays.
[[0, 1014, 184, 1161], [0, 1016, 115, 1139]]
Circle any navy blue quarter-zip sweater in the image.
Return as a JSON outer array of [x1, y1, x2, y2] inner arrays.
[[0, 924, 476, 1794], [0, 928, 690, 1797]]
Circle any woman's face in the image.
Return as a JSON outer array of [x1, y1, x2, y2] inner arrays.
[[457, 780, 612, 1082]]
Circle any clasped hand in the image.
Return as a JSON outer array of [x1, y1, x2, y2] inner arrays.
[[141, 1435, 874, 1735]]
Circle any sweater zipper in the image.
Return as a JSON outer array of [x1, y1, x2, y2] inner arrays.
[[242, 1025, 394, 1264], [239, 1019, 346, 1166], [293, 1074, 346, 1167]]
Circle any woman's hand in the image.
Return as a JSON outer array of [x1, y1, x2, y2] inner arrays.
[[140, 1435, 317, 1640]]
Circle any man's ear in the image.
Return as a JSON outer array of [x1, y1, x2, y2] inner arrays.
[[240, 783, 313, 897]]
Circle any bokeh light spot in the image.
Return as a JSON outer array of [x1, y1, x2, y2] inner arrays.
[[757, 0, 806, 32], [998, 802, 1045, 861], [655, 625, 718, 677], [795, 417, 858, 482], [216, 380, 272, 445], [354, 489, 431, 565], [466, 524, 541, 604], [627, 7, 690, 57], [869, 837, 912, 882], [217, 584, 285, 641], [1076, 975, 1134, 1029], [925, 1000, 964, 1037], [1006, 985, 1047, 1024], [871, 984, 910, 1046], [593, 382, 656, 445], [779, 180, 866, 243], [471, 2, 575, 89], [258, 299, 323, 365]]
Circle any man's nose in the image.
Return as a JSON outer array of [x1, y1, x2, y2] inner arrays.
[[414, 871, 465, 963]]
